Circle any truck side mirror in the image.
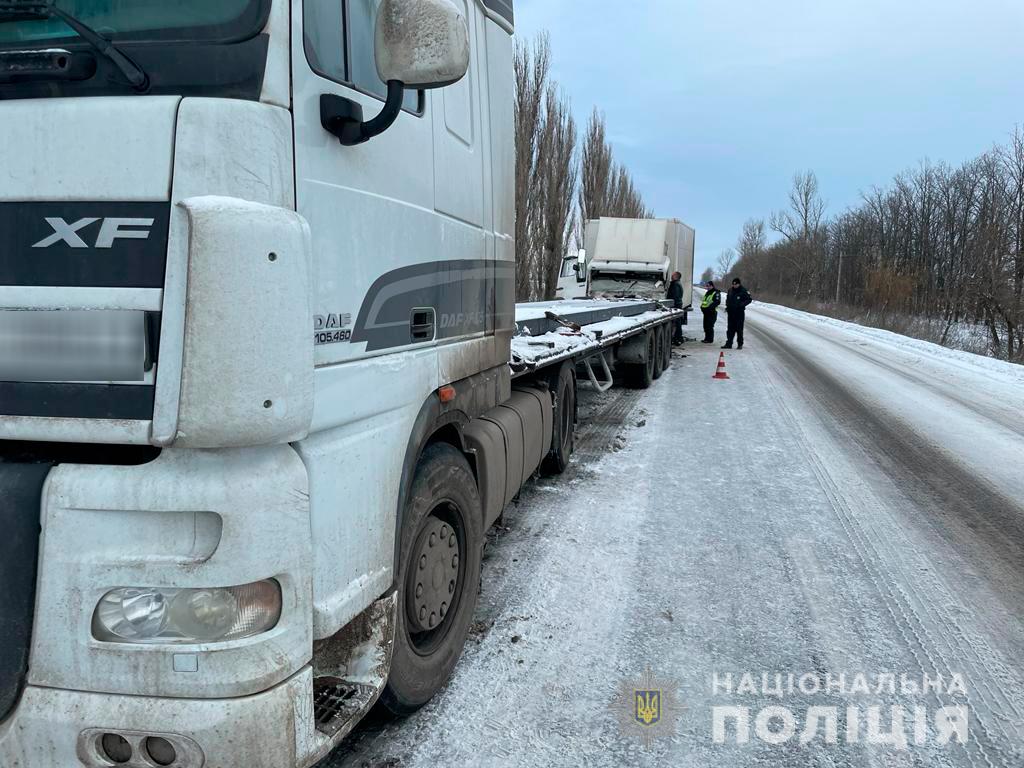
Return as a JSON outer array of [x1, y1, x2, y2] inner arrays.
[[575, 250, 587, 283], [376, 0, 471, 89], [321, 0, 470, 147]]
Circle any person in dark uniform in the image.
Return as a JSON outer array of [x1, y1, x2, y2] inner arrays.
[[667, 271, 685, 345], [722, 277, 753, 349], [700, 281, 721, 344]]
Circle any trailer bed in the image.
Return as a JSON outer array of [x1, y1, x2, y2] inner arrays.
[[511, 298, 683, 377]]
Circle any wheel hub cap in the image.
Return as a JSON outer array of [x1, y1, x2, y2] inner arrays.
[[408, 517, 460, 633]]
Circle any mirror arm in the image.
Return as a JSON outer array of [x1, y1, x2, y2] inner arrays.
[[320, 80, 406, 147], [361, 80, 406, 140]]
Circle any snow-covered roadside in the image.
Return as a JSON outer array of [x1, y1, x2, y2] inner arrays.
[[754, 301, 1024, 380]]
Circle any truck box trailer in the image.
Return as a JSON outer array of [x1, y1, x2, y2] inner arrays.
[[584, 217, 696, 308], [0, 2, 683, 766]]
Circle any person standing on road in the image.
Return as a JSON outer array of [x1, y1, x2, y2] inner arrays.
[[700, 281, 721, 344], [667, 271, 685, 346], [722, 277, 753, 350]]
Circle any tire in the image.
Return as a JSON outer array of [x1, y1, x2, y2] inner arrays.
[[541, 362, 576, 476], [379, 443, 483, 715], [627, 331, 656, 389], [661, 322, 673, 372], [652, 326, 666, 380]]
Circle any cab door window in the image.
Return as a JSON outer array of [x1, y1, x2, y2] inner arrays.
[[304, 0, 421, 113]]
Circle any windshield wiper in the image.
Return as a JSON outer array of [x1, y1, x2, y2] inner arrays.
[[0, 1, 147, 90]]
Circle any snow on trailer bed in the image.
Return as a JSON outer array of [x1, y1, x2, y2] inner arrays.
[[511, 297, 680, 375]]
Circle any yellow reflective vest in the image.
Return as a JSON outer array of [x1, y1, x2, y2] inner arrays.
[[701, 290, 720, 310]]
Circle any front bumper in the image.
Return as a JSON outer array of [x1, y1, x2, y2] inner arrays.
[[0, 667, 324, 768]]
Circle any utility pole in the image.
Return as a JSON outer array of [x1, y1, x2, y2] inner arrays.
[[835, 251, 843, 304]]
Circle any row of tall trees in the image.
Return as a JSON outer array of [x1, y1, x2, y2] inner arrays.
[[728, 128, 1024, 361], [514, 34, 652, 301]]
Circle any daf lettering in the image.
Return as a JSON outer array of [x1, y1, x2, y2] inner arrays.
[[31, 217, 155, 249]]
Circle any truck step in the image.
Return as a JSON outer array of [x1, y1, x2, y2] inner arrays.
[[313, 678, 375, 737]]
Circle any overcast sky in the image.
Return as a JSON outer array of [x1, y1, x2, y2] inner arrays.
[[514, 0, 1024, 276]]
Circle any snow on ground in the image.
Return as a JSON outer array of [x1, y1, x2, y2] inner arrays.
[[756, 301, 1024, 380], [325, 305, 1024, 768]]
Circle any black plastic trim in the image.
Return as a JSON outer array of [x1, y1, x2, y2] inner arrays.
[[0, 0, 269, 46], [0, 34, 269, 101], [0, 461, 50, 724], [0, 382, 154, 420], [0, 202, 170, 288]]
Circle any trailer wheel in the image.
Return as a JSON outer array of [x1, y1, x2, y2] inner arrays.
[[380, 443, 483, 715], [652, 326, 666, 380], [626, 331, 656, 389], [541, 362, 576, 476]]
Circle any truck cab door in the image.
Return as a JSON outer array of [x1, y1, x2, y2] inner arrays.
[[292, 0, 491, 371], [293, 0, 439, 368]]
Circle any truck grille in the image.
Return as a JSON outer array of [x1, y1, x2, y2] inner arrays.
[[0, 461, 49, 723]]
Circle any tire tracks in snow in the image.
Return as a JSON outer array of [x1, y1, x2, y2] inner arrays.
[[752, 323, 1024, 767]]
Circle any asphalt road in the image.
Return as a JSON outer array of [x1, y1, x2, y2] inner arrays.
[[323, 306, 1024, 768]]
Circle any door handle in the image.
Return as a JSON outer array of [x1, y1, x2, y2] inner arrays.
[[411, 308, 436, 342]]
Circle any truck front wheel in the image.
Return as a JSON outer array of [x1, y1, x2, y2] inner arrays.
[[380, 443, 483, 715]]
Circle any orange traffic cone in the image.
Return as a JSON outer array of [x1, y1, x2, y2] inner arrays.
[[713, 352, 730, 380]]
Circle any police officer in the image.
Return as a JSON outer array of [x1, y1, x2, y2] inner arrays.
[[722, 277, 753, 349], [667, 271, 685, 345], [700, 281, 721, 344]]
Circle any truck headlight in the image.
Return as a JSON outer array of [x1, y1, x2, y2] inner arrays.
[[93, 581, 281, 644]]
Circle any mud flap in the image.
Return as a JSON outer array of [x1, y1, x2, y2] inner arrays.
[[0, 462, 50, 722]]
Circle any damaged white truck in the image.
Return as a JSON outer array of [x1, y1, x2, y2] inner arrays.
[[0, 1, 687, 766]]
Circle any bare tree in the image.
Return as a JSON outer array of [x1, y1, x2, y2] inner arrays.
[[577, 109, 652, 231], [535, 87, 578, 300], [578, 109, 613, 230], [731, 132, 1024, 361], [517, 37, 655, 300], [700, 266, 714, 283], [715, 249, 736, 280], [770, 171, 827, 242], [768, 171, 827, 295], [737, 218, 766, 261], [513, 34, 550, 300]]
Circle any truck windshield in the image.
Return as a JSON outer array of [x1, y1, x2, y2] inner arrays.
[[0, 0, 264, 45]]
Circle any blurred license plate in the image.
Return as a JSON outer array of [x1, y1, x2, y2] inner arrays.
[[0, 310, 145, 383]]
